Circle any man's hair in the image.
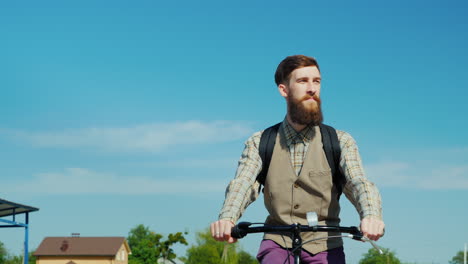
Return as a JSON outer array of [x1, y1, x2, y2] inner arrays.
[[274, 55, 320, 85]]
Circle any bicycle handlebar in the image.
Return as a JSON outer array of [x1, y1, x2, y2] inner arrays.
[[231, 221, 362, 240], [231, 221, 383, 254]]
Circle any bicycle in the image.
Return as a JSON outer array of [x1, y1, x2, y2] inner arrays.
[[230, 212, 382, 264]]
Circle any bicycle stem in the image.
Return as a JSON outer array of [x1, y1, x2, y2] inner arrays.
[[291, 224, 302, 264]]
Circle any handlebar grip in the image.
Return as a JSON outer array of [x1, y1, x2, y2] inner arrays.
[[231, 222, 251, 239], [352, 233, 363, 241], [350, 228, 364, 241], [231, 225, 246, 239]]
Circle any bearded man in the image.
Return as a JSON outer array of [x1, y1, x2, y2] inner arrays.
[[210, 55, 385, 264]]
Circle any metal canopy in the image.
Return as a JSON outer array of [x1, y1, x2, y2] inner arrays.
[[0, 198, 39, 218], [0, 198, 39, 264]]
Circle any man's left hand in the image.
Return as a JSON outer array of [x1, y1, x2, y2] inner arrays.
[[360, 216, 385, 241]]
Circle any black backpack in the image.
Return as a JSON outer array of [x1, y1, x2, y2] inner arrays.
[[256, 123, 346, 199]]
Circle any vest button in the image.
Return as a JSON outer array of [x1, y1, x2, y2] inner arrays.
[[294, 204, 299, 209]]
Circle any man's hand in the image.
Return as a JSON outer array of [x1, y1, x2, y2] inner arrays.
[[210, 219, 237, 243], [360, 216, 385, 241]]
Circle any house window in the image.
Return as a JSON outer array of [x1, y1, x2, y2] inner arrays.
[[121, 250, 125, 260]]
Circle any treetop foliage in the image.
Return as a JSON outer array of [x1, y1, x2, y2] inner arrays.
[[127, 224, 188, 264], [449, 250, 466, 264], [359, 247, 401, 264], [184, 229, 256, 264]]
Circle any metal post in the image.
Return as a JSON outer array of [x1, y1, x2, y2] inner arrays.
[[24, 213, 29, 264]]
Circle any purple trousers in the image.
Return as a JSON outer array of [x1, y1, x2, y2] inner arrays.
[[257, 239, 346, 264]]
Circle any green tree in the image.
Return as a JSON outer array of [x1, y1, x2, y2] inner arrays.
[[237, 250, 257, 264], [0, 242, 35, 264], [185, 229, 257, 264], [449, 250, 465, 264], [0, 241, 7, 264], [4, 255, 21, 264], [8, 250, 37, 264], [28, 251, 36, 264], [127, 224, 188, 264], [359, 247, 401, 264]]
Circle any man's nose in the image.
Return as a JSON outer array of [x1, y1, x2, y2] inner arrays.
[[306, 82, 318, 94]]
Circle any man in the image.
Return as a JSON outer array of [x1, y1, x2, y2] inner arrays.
[[210, 55, 384, 263]]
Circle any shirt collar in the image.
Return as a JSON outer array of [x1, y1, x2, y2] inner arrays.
[[281, 118, 316, 146]]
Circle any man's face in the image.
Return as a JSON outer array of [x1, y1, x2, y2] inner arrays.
[[278, 66, 323, 126]]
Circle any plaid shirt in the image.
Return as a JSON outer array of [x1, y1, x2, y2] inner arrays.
[[219, 119, 383, 223]]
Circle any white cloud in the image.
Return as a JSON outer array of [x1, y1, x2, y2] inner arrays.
[[365, 161, 412, 187], [150, 158, 237, 169], [422, 165, 468, 189], [3, 168, 228, 196], [366, 159, 468, 190], [9, 157, 465, 198], [0, 120, 253, 152]]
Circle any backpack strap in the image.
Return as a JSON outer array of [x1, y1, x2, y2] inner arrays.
[[257, 122, 346, 199], [319, 124, 346, 199], [257, 122, 281, 187]]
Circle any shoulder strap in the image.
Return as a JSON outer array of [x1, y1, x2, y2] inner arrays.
[[257, 122, 346, 199], [319, 124, 346, 199], [257, 122, 281, 186]]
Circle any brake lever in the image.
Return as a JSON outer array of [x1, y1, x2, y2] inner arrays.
[[360, 236, 384, 255]]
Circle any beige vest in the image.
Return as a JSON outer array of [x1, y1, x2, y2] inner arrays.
[[263, 125, 342, 254]]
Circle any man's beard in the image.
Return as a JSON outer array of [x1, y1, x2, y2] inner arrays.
[[287, 94, 323, 126]]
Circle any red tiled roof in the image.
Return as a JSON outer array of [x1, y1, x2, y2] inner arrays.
[[34, 237, 128, 256]]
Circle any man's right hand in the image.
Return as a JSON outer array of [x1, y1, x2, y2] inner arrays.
[[210, 219, 237, 243]]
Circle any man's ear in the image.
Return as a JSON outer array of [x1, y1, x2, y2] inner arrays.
[[278, 83, 288, 98]]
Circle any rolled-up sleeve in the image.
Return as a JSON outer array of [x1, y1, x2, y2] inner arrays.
[[337, 130, 383, 220], [218, 131, 263, 223]]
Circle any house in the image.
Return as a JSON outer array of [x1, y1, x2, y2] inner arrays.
[[34, 236, 131, 264]]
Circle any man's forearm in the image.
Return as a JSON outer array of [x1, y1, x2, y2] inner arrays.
[[218, 132, 263, 222], [219, 178, 260, 222], [338, 130, 383, 219]]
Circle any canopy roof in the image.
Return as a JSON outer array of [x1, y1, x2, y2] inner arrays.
[[0, 198, 39, 218]]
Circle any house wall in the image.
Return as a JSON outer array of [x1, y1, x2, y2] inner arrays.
[[114, 243, 130, 264], [36, 256, 116, 264]]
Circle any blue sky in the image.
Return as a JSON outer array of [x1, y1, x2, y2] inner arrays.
[[1, 0, 467, 263]]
